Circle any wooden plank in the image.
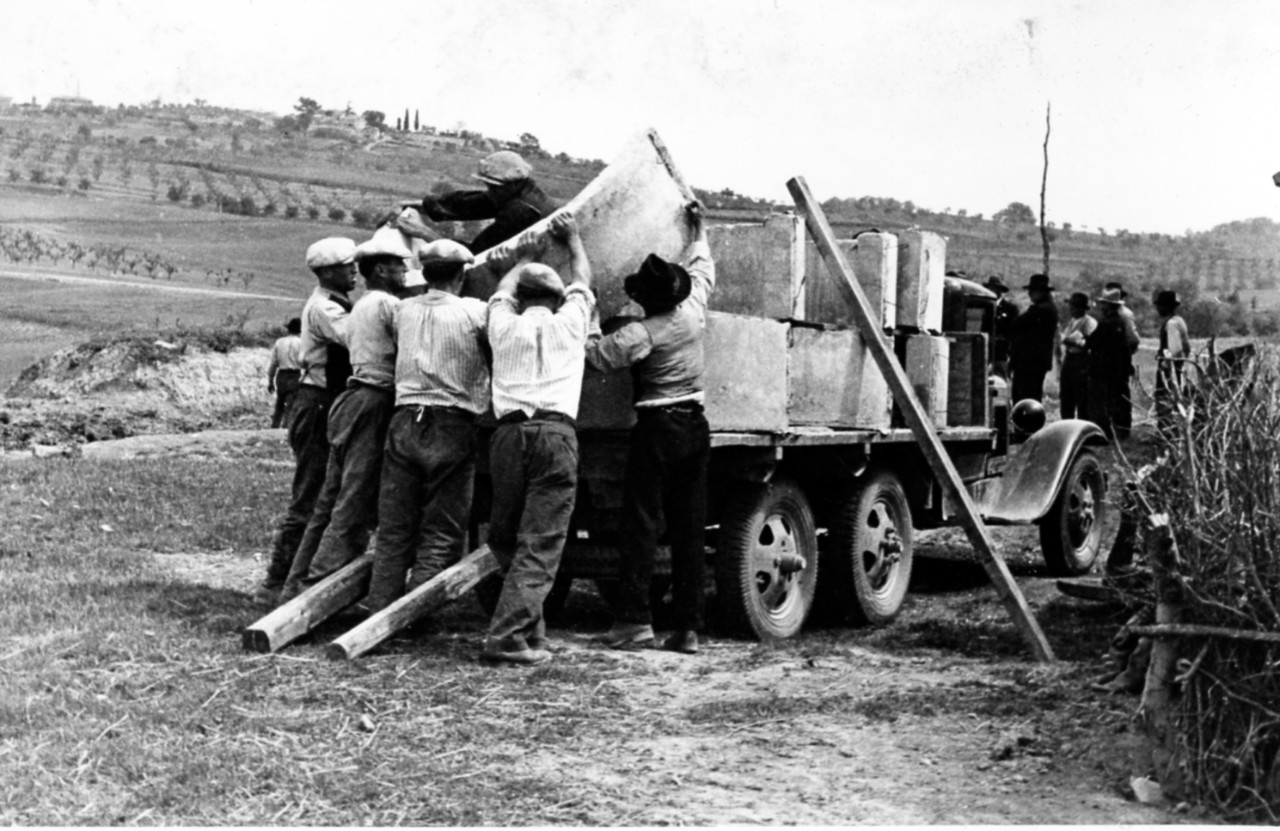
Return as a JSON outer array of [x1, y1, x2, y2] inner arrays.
[[787, 176, 1055, 662], [326, 546, 499, 661], [241, 554, 373, 654]]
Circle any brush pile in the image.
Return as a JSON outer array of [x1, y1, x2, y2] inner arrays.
[[1130, 345, 1280, 821]]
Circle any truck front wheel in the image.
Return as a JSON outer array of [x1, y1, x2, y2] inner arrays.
[[715, 479, 818, 640], [1039, 449, 1106, 576], [822, 470, 914, 625]]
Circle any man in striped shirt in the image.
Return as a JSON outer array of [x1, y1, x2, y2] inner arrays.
[[280, 229, 410, 602], [365, 239, 488, 612], [586, 202, 713, 654], [482, 212, 592, 666], [257, 237, 356, 604]]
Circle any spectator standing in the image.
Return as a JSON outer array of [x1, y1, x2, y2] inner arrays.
[[280, 229, 411, 602], [1104, 281, 1141, 437], [258, 238, 356, 604], [364, 240, 490, 612], [586, 202, 713, 655], [482, 213, 593, 666], [1154, 290, 1190, 436], [1058, 292, 1096, 420], [267, 318, 303, 428], [1086, 288, 1140, 440], [984, 276, 1018, 380], [1009, 273, 1059, 403]]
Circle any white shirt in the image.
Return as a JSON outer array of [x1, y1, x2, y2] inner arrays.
[[299, 287, 351, 388], [393, 290, 491, 413], [348, 289, 399, 389], [268, 335, 302, 376], [488, 285, 594, 419]]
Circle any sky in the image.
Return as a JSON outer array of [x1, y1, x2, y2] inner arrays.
[[4, 0, 1280, 235]]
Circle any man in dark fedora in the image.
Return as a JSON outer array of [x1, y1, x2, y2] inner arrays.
[[1058, 292, 1096, 420], [1086, 287, 1141, 439], [586, 202, 713, 655], [984, 276, 1018, 379], [1009, 273, 1059, 404], [1104, 281, 1140, 437], [1154, 289, 1189, 436]]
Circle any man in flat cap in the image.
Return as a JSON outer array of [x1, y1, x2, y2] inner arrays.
[[1058, 292, 1096, 420], [258, 237, 357, 604], [364, 239, 491, 613], [1086, 288, 1141, 440], [397, 151, 557, 254], [984, 276, 1017, 379], [280, 229, 410, 601], [1153, 289, 1189, 436], [481, 212, 593, 666], [586, 202, 712, 655], [267, 317, 303, 429], [1009, 273, 1059, 405]]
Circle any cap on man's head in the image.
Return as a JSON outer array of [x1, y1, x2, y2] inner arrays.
[[305, 237, 357, 269], [355, 228, 414, 261], [1097, 288, 1126, 306], [1154, 289, 1181, 309], [474, 151, 531, 186], [624, 254, 692, 311], [1024, 273, 1054, 292], [514, 263, 565, 300], [418, 239, 476, 266], [1068, 292, 1090, 309]]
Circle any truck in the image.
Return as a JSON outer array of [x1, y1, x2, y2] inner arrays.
[[493, 207, 1108, 642]]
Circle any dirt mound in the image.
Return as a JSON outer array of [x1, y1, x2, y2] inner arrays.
[[1, 334, 273, 450]]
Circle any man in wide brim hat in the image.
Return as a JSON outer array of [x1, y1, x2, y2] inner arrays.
[[1024, 273, 1054, 292], [983, 276, 1010, 295], [1009, 274, 1058, 404], [1153, 289, 1181, 310], [623, 253, 693, 312]]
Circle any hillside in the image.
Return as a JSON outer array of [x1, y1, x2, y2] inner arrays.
[[3, 98, 1280, 342]]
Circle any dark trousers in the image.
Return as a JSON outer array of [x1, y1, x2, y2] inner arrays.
[[1087, 365, 1132, 441], [1058, 354, 1089, 420], [271, 369, 302, 429], [283, 384, 394, 597], [486, 418, 579, 650], [1011, 365, 1047, 404], [614, 406, 710, 631], [264, 385, 334, 588], [366, 406, 478, 611]]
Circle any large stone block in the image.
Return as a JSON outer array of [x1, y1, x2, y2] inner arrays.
[[788, 327, 892, 429], [706, 215, 797, 319], [704, 311, 788, 432], [803, 232, 898, 329], [896, 230, 946, 332], [900, 334, 949, 428]]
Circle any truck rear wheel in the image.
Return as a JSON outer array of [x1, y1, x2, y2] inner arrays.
[[823, 470, 913, 625], [1039, 449, 1106, 576], [715, 478, 818, 640]]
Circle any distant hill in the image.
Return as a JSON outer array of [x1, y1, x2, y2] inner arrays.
[[2, 99, 1278, 338]]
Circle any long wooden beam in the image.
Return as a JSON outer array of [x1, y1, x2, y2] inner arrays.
[[326, 545, 499, 661], [242, 554, 374, 653], [787, 176, 1055, 662]]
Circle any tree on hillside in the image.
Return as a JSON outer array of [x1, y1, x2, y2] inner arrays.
[[414, 110, 419, 131], [520, 132, 541, 152], [403, 109, 410, 132], [994, 201, 1036, 225], [294, 97, 321, 132], [363, 110, 386, 130]]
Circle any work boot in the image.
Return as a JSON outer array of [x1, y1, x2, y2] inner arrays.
[[662, 630, 699, 654], [253, 582, 282, 606], [480, 640, 551, 666], [595, 623, 655, 650]]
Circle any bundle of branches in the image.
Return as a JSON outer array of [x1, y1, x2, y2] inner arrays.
[[1133, 347, 1280, 821]]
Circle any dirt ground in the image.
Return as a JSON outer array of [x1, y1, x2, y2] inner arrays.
[[161, 524, 1186, 825]]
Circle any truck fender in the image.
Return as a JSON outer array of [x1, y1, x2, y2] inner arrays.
[[983, 419, 1107, 524]]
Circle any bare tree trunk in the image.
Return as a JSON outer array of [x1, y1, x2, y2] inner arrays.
[[1039, 102, 1051, 278]]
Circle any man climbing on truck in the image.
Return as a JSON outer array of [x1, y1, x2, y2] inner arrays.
[[586, 201, 714, 655]]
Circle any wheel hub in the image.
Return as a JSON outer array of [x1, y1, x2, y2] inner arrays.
[[752, 514, 803, 615], [862, 502, 902, 590]]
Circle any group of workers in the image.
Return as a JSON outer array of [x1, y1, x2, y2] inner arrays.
[[985, 274, 1190, 438], [257, 151, 714, 666]]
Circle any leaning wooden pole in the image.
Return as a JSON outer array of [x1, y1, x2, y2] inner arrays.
[[242, 554, 374, 653], [326, 545, 499, 661], [787, 176, 1055, 662]]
